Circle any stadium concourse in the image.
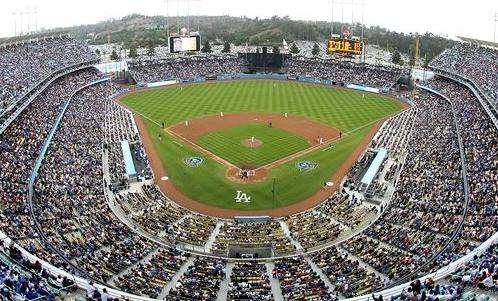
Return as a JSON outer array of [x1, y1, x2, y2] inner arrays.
[[0, 33, 496, 301]]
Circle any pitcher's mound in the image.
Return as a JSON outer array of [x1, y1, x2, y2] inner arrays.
[[242, 138, 262, 148]]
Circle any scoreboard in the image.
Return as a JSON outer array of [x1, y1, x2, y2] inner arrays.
[[327, 38, 363, 55], [169, 35, 201, 53]]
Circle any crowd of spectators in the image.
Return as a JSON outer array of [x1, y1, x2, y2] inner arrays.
[[430, 43, 498, 106], [273, 256, 334, 300], [27, 81, 154, 283], [371, 108, 416, 157], [342, 90, 469, 282], [0, 36, 497, 300], [392, 278, 463, 301], [117, 185, 218, 247], [169, 256, 226, 300], [0, 242, 73, 300], [285, 209, 343, 250], [0, 35, 97, 114], [450, 243, 497, 291], [286, 57, 403, 89], [113, 247, 187, 298], [343, 234, 421, 281], [0, 68, 104, 247], [390, 238, 497, 301], [424, 77, 498, 243], [129, 56, 246, 84], [104, 98, 142, 185], [228, 261, 273, 300], [127, 50, 404, 90], [311, 246, 385, 298], [212, 221, 295, 256], [284, 190, 376, 251]]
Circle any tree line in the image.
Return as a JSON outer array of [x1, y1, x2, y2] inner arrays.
[[67, 14, 456, 65]]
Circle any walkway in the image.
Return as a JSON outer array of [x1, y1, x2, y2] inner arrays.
[[216, 262, 234, 301], [265, 262, 283, 301], [158, 256, 195, 299], [337, 245, 390, 283]]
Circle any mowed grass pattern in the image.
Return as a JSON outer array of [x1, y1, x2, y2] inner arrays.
[[122, 80, 403, 132], [196, 123, 310, 167], [121, 80, 405, 210]]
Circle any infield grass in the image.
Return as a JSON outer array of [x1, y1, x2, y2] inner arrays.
[[121, 80, 405, 211], [196, 123, 310, 168]]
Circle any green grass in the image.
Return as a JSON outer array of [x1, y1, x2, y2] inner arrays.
[[121, 80, 404, 211], [196, 123, 310, 168], [122, 80, 402, 132]]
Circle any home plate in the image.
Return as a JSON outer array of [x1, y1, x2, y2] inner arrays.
[[325, 181, 334, 187], [161, 176, 169, 181]]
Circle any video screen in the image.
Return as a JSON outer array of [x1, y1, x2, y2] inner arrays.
[[169, 36, 201, 53]]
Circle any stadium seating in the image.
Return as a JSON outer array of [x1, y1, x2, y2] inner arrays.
[[430, 44, 498, 106], [0, 35, 496, 301], [286, 57, 403, 88], [0, 35, 97, 116], [228, 261, 273, 300], [129, 56, 246, 84]]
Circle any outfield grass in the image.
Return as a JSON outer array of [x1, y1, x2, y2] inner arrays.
[[122, 80, 402, 132], [121, 80, 404, 211], [196, 123, 310, 168]]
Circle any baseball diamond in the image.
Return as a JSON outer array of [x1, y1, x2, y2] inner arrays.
[[119, 80, 406, 214], [2, 8, 497, 301]]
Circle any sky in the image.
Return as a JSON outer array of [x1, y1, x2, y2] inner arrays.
[[0, 0, 497, 42]]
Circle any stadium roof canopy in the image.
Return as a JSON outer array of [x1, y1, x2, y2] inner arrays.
[[457, 36, 498, 49]]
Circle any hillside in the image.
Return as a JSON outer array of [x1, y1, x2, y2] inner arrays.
[[53, 14, 454, 62]]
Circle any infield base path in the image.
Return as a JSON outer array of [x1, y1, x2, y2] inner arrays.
[[168, 112, 341, 183], [134, 113, 384, 218]]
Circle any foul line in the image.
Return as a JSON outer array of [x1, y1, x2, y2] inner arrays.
[[162, 109, 408, 174]]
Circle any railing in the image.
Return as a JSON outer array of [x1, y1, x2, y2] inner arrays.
[[428, 65, 498, 129], [1, 71, 495, 301], [0, 59, 99, 135], [27, 77, 110, 284], [346, 232, 498, 301], [344, 84, 491, 301]]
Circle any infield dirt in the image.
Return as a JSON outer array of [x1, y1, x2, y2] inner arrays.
[[168, 112, 340, 145], [134, 112, 384, 218]]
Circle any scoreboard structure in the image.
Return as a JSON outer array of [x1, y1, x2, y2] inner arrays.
[[169, 33, 201, 53], [327, 37, 363, 56], [327, 26, 363, 56]]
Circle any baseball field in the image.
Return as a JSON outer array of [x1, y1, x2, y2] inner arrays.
[[120, 80, 405, 216]]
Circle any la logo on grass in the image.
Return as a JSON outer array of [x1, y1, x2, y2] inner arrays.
[[235, 190, 251, 203]]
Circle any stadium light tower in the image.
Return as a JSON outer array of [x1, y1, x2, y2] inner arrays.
[[12, 12, 17, 36], [494, 13, 498, 43], [26, 7, 31, 34], [330, 0, 334, 37], [34, 6, 39, 33], [351, 0, 354, 36], [164, 0, 170, 45]]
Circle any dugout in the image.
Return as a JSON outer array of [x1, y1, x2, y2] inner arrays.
[[359, 148, 388, 191]]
